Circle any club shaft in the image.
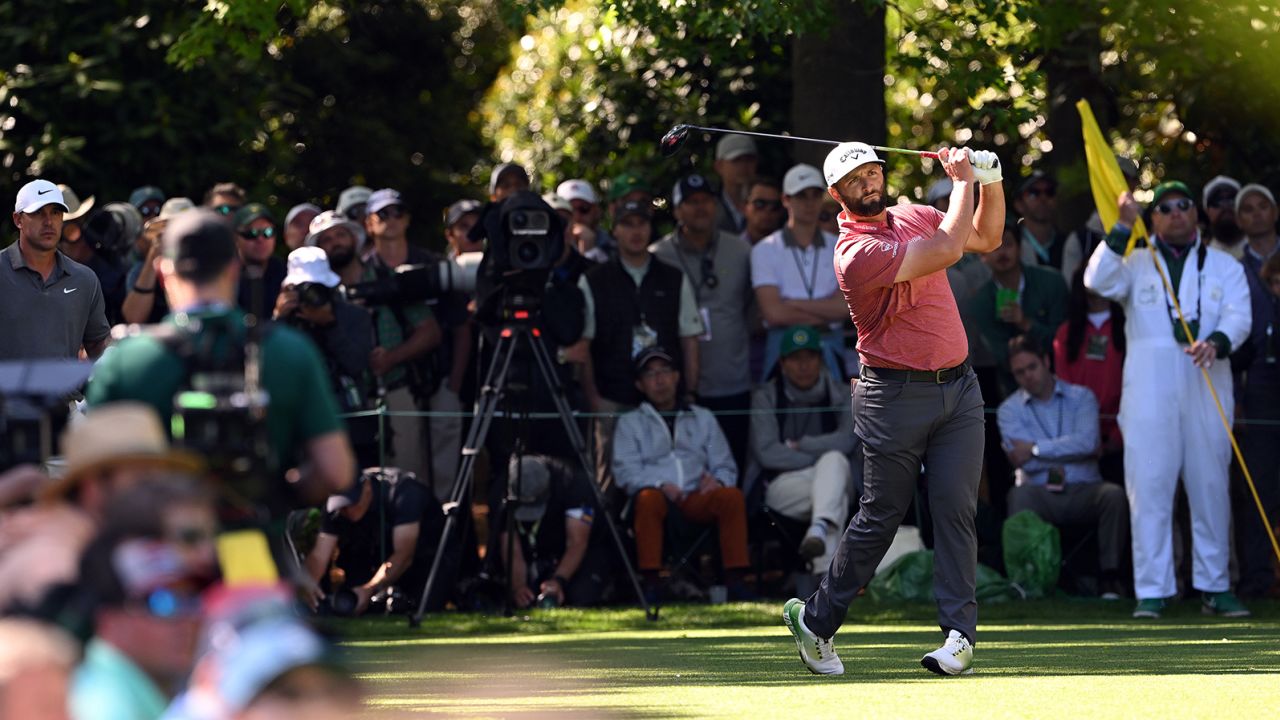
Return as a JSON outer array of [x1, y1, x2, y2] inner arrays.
[[683, 124, 939, 160]]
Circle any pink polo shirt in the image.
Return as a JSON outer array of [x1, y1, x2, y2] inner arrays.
[[834, 204, 968, 371]]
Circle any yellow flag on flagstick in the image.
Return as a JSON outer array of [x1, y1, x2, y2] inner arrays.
[[1076, 99, 1148, 256]]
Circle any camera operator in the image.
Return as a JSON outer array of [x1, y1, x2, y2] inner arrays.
[[304, 468, 449, 616], [121, 197, 195, 324], [274, 246, 379, 468], [85, 209, 355, 517], [495, 454, 613, 608], [359, 189, 443, 491]]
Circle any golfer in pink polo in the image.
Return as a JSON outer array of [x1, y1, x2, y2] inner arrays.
[[783, 143, 1005, 677]]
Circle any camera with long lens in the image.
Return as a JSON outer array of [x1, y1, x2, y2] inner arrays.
[[342, 253, 482, 307], [79, 202, 143, 263]]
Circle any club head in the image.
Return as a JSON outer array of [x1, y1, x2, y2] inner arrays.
[[659, 124, 691, 157]]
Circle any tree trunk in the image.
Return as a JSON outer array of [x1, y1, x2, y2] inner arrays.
[[790, 1, 886, 170], [1042, 18, 1112, 233]]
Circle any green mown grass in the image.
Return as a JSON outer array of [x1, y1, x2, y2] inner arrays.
[[338, 598, 1280, 718]]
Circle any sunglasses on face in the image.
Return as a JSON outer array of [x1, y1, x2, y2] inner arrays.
[[750, 198, 782, 211], [214, 204, 240, 216], [239, 226, 276, 240], [1153, 198, 1194, 215], [140, 205, 161, 218], [1024, 187, 1056, 199], [375, 206, 406, 221]]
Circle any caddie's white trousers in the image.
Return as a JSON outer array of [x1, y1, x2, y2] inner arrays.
[[765, 450, 853, 573]]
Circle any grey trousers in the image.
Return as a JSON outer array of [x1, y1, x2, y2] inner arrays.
[[804, 369, 985, 643], [1007, 481, 1128, 573]]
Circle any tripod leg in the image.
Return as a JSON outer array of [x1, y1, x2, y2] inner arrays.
[[410, 333, 519, 626], [526, 331, 658, 621]]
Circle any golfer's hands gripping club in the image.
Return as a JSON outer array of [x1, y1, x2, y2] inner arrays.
[[937, 147, 976, 184], [966, 149, 1002, 185]]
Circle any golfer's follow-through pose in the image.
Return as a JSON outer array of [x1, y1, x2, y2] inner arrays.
[[783, 141, 1005, 676]]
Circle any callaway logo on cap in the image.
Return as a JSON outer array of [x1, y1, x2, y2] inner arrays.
[[823, 142, 885, 187]]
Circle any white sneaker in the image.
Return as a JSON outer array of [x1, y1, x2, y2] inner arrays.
[[782, 598, 844, 675], [921, 629, 973, 676]]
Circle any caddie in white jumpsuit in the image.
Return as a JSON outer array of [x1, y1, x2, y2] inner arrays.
[[1084, 180, 1252, 619]]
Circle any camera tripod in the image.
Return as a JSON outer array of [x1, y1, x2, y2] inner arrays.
[[410, 317, 657, 625]]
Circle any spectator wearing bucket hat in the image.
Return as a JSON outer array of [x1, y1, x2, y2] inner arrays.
[[233, 202, 287, 316], [54, 185, 129, 325], [306, 210, 368, 287], [654, 170, 755, 469], [753, 163, 850, 382], [274, 246, 378, 468], [1, 179, 109, 360], [121, 197, 195, 325]]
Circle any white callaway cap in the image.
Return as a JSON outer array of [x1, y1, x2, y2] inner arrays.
[[783, 164, 826, 196], [15, 179, 69, 214], [823, 142, 884, 187]]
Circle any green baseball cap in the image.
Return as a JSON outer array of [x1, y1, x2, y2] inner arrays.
[[780, 325, 823, 358], [609, 171, 650, 202], [233, 202, 274, 229], [1149, 180, 1193, 209]]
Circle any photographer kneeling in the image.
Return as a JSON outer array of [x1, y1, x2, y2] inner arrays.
[[305, 468, 449, 616], [496, 454, 613, 609], [274, 246, 379, 468]]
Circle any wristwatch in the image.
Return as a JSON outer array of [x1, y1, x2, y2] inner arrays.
[[1031, 443, 1041, 458]]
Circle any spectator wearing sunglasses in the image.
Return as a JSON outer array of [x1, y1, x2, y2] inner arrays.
[[202, 181, 246, 222], [654, 173, 756, 469], [1085, 180, 1253, 619], [233, 203, 287, 317], [741, 176, 785, 246], [558, 178, 616, 261], [129, 185, 165, 222], [69, 477, 219, 720], [753, 164, 850, 382], [1203, 175, 1245, 260], [1013, 170, 1067, 274]]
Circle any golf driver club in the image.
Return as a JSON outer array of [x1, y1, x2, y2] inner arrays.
[[660, 123, 939, 160]]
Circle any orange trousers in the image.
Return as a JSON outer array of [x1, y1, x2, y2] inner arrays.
[[633, 486, 749, 571]]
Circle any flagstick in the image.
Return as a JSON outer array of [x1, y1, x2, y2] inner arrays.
[[1144, 239, 1280, 566]]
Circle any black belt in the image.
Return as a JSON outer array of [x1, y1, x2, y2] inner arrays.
[[860, 362, 971, 384]]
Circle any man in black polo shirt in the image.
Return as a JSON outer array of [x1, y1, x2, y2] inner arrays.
[[1, 179, 109, 360], [579, 197, 704, 490]]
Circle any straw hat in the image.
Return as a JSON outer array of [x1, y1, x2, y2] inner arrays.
[[40, 402, 204, 501]]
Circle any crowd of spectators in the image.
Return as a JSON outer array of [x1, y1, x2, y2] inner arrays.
[[2, 133, 1279, 714]]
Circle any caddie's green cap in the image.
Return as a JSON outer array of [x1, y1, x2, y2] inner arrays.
[[233, 202, 274, 229], [1149, 180, 1193, 209], [609, 171, 650, 202], [780, 325, 823, 358]]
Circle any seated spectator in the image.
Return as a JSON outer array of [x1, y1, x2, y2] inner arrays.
[[612, 347, 752, 601], [971, 220, 1069, 398], [752, 164, 849, 381], [579, 198, 703, 490], [1053, 267, 1126, 484], [273, 246, 378, 468], [1234, 251, 1280, 598], [305, 468, 449, 616], [998, 336, 1128, 599], [70, 477, 219, 720], [233, 203, 287, 316], [750, 326, 856, 576], [283, 202, 322, 250], [495, 454, 614, 609]]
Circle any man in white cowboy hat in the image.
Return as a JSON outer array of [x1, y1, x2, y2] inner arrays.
[[1, 179, 110, 360]]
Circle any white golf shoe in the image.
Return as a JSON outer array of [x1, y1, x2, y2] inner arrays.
[[782, 598, 844, 675], [921, 629, 973, 676]]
